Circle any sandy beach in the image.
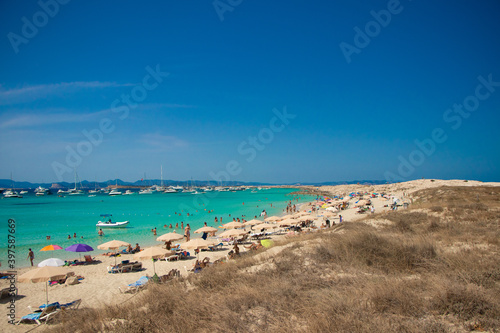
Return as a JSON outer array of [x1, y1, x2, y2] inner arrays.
[[3, 179, 500, 331]]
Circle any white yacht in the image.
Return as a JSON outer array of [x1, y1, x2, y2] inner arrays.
[[3, 190, 22, 198], [109, 189, 122, 196]]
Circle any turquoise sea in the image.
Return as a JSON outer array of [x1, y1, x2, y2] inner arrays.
[[0, 188, 312, 268]]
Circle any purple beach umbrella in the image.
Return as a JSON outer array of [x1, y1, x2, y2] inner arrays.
[[65, 243, 94, 260]]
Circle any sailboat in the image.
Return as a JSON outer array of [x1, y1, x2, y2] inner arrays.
[[3, 173, 22, 198], [109, 179, 122, 196], [88, 177, 99, 194], [67, 169, 84, 195]]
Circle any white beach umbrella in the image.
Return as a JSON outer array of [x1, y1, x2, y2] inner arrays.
[[265, 216, 281, 222], [38, 258, 65, 267]]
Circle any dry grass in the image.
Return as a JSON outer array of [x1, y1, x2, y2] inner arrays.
[[49, 186, 500, 332]]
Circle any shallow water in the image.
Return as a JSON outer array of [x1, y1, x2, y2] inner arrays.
[[0, 188, 312, 268]]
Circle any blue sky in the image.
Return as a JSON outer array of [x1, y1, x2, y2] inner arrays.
[[0, 0, 499, 184]]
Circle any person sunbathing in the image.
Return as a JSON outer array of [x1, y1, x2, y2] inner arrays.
[[132, 243, 140, 253], [201, 257, 210, 268], [193, 260, 203, 272], [244, 242, 263, 251]]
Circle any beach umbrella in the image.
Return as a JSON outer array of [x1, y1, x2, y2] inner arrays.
[[319, 211, 336, 217], [97, 240, 130, 266], [40, 244, 63, 252], [243, 219, 263, 226], [134, 247, 170, 275], [182, 238, 216, 258], [219, 229, 247, 238], [222, 221, 244, 229], [193, 226, 218, 234], [38, 258, 65, 267], [264, 216, 281, 222], [294, 212, 310, 217], [253, 223, 276, 231], [18, 266, 73, 305], [65, 243, 94, 261], [277, 219, 299, 227], [156, 231, 184, 242], [325, 207, 338, 212], [97, 240, 130, 250], [281, 214, 295, 220]]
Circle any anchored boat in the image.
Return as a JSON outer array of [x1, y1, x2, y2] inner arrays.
[[96, 214, 129, 228]]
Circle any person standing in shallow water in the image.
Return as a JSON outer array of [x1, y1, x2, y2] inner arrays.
[[27, 248, 34, 266]]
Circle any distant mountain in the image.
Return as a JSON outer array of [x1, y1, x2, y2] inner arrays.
[[0, 178, 274, 189], [0, 178, 388, 189]]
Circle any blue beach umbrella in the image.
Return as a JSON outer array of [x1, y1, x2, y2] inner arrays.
[[65, 243, 94, 260]]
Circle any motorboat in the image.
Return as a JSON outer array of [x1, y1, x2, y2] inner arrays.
[[96, 214, 129, 228], [109, 189, 122, 196], [67, 188, 84, 195], [139, 188, 153, 194], [20, 190, 28, 195], [123, 190, 135, 195], [3, 190, 22, 198], [35, 186, 49, 195]]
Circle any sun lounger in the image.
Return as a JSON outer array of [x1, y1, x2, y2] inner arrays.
[[118, 276, 149, 293], [107, 261, 142, 273], [60, 299, 82, 310], [209, 242, 223, 251], [177, 251, 191, 259], [18, 303, 60, 325]]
